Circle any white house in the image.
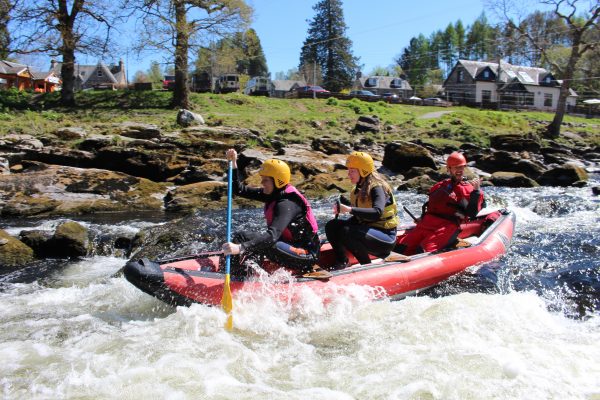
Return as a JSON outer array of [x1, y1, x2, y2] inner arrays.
[[443, 60, 577, 111]]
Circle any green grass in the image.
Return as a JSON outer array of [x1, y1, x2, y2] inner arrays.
[[0, 90, 598, 149]]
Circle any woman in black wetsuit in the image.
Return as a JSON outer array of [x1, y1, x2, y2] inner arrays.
[[325, 151, 399, 269], [221, 149, 320, 275]]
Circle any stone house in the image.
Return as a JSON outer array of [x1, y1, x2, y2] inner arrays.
[[353, 75, 412, 98], [50, 59, 127, 90], [443, 59, 577, 111]]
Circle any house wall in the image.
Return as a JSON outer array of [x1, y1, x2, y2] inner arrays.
[[444, 66, 476, 103], [476, 82, 498, 102], [531, 86, 576, 110]]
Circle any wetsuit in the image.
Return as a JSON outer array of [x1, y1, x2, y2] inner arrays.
[[325, 184, 398, 266], [396, 178, 485, 255], [231, 169, 319, 273]]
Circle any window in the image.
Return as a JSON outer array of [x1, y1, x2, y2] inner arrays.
[[458, 70, 464, 83], [482, 90, 491, 103], [544, 93, 552, 107], [97, 69, 103, 77], [483, 70, 490, 79], [390, 78, 402, 88], [365, 77, 378, 87]]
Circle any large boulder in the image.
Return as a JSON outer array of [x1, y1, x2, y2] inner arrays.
[[164, 181, 227, 212], [383, 141, 437, 173], [490, 134, 541, 153], [354, 115, 380, 133], [311, 138, 352, 155], [537, 164, 589, 187], [177, 109, 205, 127], [476, 151, 547, 179], [397, 175, 437, 194], [489, 172, 539, 188], [53, 127, 88, 140], [0, 229, 35, 270], [50, 221, 90, 257], [116, 122, 161, 140]]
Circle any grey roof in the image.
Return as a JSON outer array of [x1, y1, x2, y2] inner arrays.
[[457, 60, 551, 86], [0, 60, 29, 75], [51, 60, 124, 86], [358, 75, 412, 91], [271, 80, 306, 91]]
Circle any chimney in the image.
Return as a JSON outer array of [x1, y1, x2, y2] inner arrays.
[[50, 59, 57, 70]]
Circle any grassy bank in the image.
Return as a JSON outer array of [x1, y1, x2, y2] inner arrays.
[[1, 89, 598, 149]]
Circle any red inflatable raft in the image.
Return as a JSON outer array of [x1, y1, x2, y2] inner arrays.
[[124, 209, 515, 306]]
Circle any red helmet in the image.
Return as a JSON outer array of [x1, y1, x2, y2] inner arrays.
[[446, 152, 467, 167]]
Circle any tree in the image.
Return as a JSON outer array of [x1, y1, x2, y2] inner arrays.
[[147, 61, 164, 87], [396, 34, 431, 90], [133, 0, 252, 108], [493, 0, 599, 137], [299, 0, 359, 92], [9, 1, 122, 106], [237, 28, 268, 77], [0, 0, 11, 59]]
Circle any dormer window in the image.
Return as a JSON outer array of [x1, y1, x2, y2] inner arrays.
[[390, 78, 403, 88], [544, 76, 552, 84], [483, 70, 490, 79], [97, 69, 103, 77], [365, 77, 378, 87]]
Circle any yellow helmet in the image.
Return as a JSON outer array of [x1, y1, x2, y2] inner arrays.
[[346, 151, 374, 177], [259, 159, 291, 188]]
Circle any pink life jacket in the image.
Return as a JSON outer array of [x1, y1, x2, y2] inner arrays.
[[264, 185, 319, 242]]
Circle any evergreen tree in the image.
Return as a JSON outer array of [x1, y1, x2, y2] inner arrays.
[[0, 0, 10, 59], [441, 23, 458, 73], [241, 28, 268, 77], [299, 0, 359, 92]]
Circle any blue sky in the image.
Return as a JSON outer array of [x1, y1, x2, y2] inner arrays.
[[116, 0, 491, 79]]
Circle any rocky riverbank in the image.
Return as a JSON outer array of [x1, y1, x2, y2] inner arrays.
[[1, 110, 598, 269]]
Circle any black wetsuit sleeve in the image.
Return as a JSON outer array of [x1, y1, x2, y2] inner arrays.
[[464, 190, 482, 218], [240, 198, 303, 252], [232, 169, 268, 202], [350, 186, 387, 221]]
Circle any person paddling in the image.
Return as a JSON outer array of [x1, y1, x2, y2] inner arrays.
[[395, 151, 485, 255], [221, 149, 320, 276], [325, 151, 399, 269]]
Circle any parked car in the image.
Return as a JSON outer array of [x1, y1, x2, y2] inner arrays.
[[296, 85, 330, 94], [349, 90, 378, 97], [162, 75, 175, 90], [381, 92, 400, 103], [423, 97, 450, 106]]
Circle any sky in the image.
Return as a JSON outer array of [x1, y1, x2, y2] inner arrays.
[[21, 0, 532, 79], [118, 0, 492, 80]]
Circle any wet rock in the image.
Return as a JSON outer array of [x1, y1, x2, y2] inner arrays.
[[19, 230, 53, 257], [177, 109, 205, 127], [296, 170, 353, 199], [0, 229, 35, 270], [476, 151, 547, 180], [164, 181, 227, 212], [383, 141, 436, 173], [397, 175, 437, 194], [537, 164, 588, 187], [592, 186, 600, 196], [489, 172, 539, 188], [49, 221, 90, 257]]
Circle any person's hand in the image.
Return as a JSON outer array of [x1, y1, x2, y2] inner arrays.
[[338, 203, 352, 215], [468, 177, 481, 190], [222, 242, 241, 255], [225, 149, 238, 165]]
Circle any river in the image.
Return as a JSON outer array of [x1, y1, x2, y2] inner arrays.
[[1, 175, 599, 399]]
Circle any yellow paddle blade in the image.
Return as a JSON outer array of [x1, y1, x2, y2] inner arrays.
[[221, 274, 233, 331]]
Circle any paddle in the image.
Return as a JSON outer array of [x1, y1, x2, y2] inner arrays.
[[221, 160, 234, 331], [403, 205, 418, 222]]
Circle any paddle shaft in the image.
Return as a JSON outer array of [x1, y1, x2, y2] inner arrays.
[[225, 161, 233, 274], [403, 205, 418, 222]]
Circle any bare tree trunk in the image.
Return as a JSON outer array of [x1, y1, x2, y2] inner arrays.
[[172, 0, 190, 109], [57, 0, 84, 107], [61, 49, 76, 106], [546, 35, 582, 138]]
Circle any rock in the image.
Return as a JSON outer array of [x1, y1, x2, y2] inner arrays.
[[476, 151, 547, 179], [53, 127, 88, 140], [383, 141, 437, 173], [490, 134, 541, 153], [311, 138, 352, 155], [0, 229, 35, 270], [296, 170, 353, 199], [49, 221, 89, 257], [177, 109, 205, 127], [19, 230, 53, 257], [77, 135, 113, 151], [537, 164, 589, 187], [489, 172, 539, 188], [116, 122, 161, 139], [164, 181, 227, 212], [397, 175, 437, 194], [0, 134, 44, 151], [592, 186, 600, 196], [0, 157, 9, 175], [354, 115, 380, 133]]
